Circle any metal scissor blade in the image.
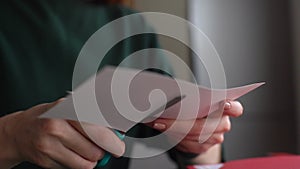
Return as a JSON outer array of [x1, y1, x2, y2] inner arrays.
[[139, 95, 186, 123]]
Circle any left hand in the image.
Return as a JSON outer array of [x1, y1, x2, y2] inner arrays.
[[149, 101, 243, 154]]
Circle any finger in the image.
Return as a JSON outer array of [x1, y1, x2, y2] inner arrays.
[[68, 121, 125, 157], [152, 115, 229, 136], [49, 141, 97, 169], [175, 140, 214, 154], [202, 133, 225, 145], [165, 128, 226, 143], [186, 115, 230, 136], [213, 115, 231, 133], [223, 101, 243, 117], [151, 118, 201, 133], [176, 133, 223, 154], [41, 160, 67, 169], [31, 152, 66, 169], [59, 121, 105, 162]]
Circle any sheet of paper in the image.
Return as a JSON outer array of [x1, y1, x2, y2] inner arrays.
[[41, 66, 264, 132]]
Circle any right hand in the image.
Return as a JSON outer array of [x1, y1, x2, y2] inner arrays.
[[0, 99, 125, 169]]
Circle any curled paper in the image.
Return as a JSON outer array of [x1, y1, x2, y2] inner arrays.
[[40, 66, 264, 132]]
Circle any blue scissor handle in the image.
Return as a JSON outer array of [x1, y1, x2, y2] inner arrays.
[[96, 130, 125, 167], [96, 95, 185, 168]]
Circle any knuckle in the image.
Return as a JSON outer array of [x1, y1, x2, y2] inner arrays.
[[40, 119, 58, 132], [214, 134, 224, 144], [35, 137, 50, 154], [90, 149, 105, 161], [33, 155, 52, 169], [223, 117, 231, 132], [40, 119, 64, 137]]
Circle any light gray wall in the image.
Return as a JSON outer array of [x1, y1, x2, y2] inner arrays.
[[133, 0, 191, 81], [129, 1, 187, 168], [291, 0, 300, 153], [189, 0, 297, 160]]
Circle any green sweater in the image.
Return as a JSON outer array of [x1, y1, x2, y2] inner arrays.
[[0, 0, 196, 168]]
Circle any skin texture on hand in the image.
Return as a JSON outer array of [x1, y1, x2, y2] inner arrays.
[[0, 100, 125, 169], [150, 100, 243, 164]]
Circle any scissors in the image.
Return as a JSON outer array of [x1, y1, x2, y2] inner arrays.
[[97, 95, 186, 167]]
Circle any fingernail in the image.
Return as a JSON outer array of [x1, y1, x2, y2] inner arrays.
[[224, 102, 231, 110], [153, 123, 166, 130]]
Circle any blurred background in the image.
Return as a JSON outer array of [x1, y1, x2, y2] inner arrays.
[[115, 0, 300, 168]]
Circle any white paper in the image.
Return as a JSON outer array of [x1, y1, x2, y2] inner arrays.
[[40, 66, 264, 132], [190, 164, 224, 169]]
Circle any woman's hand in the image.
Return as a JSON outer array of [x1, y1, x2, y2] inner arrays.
[[0, 100, 125, 169], [150, 101, 243, 156]]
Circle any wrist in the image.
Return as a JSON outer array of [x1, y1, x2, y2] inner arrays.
[[169, 147, 200, 168], [190, 144, 222, 165], [0, 112, 23, 168]]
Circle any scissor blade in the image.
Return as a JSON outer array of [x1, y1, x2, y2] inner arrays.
[[139, 95, 186, 123]]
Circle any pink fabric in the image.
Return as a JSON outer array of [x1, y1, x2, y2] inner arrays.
[[221, 155, 300, 169]]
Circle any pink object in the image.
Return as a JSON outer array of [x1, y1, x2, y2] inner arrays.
[[221, 156, 300, 169]]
